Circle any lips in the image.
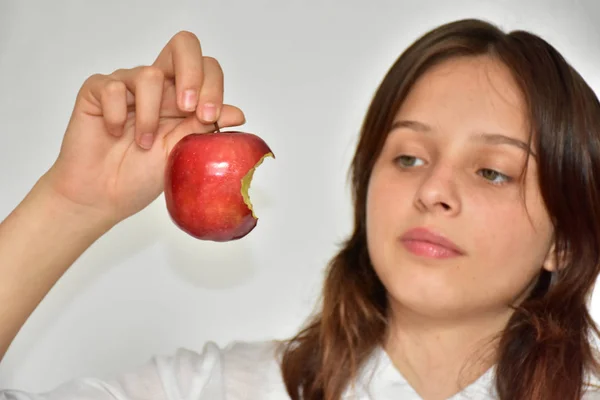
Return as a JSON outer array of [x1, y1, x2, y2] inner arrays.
[[400, 227, 465, 258]]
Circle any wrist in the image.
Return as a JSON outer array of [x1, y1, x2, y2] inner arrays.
[[26, 173, 116, 239]]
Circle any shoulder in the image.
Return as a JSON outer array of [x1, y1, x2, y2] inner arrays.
[[116, 339, 287, 400], [157, 338, 285, 376], [218, 339, 288, 396], [157, 338, 283, 370], [221, 338, 283, 360], [0, 340, 287, 400]]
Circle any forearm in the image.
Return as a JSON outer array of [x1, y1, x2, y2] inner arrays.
[[0, 175, 113, 361]]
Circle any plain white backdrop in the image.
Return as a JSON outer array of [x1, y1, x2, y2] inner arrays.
[[1, 0, 600, 391]]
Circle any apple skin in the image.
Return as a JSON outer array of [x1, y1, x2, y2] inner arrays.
[[164, 131, 274, 242]]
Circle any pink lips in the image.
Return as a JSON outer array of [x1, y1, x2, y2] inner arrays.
[[400, 227, 464, 259]]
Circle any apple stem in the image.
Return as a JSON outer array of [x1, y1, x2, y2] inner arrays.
[[214, 121, 221, 133]]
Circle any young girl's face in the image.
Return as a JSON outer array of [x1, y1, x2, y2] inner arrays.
[[366, 55, 555, 323]]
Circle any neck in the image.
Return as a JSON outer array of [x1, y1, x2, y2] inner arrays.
[[384, 304, 511, 400]]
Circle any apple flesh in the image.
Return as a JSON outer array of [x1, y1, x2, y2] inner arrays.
[[164, 131, 274, 241]]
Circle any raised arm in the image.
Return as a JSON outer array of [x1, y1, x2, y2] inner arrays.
[[0, 30, 245, 362]]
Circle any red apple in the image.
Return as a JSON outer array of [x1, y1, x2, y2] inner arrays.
[[164, 131, 274, 241]]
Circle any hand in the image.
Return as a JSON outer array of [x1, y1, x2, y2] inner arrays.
[[42, 31, 246, 227]]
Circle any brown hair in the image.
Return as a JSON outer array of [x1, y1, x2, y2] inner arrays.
[[278, 18, 600, 400]]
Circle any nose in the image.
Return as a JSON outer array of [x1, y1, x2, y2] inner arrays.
[[414, 163, 461, 216]]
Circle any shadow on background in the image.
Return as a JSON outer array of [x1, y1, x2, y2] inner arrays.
[[162, 183, 276, 289]]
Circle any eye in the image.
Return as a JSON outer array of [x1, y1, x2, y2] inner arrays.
[[395, 155, 425, 168], [478, 168, 511, 184]]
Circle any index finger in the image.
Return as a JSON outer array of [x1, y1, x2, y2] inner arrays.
[[153, 31, 204, 113]]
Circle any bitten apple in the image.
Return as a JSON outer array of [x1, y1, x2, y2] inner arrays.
[[164, 131, 274, 241]]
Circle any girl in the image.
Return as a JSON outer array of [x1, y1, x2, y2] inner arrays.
[[1, 18, 600, 400]]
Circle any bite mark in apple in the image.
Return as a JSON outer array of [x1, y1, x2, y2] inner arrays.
[[241, 152, 274, 219]]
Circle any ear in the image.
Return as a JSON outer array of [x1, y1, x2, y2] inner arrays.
[[541, 241, 559, 272]]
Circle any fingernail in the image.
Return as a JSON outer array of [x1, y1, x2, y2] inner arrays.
[[140, 133, 154, 150], [183, 90, 198, 111], [203, 103, 216, 122]]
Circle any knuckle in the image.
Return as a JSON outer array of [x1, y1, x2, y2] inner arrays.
[[83, 73, 105, 87], [103, 79, 125, 96], [111, 67, 128, 76], [174, 30, 200, 44], [137, 66, 164, 82]]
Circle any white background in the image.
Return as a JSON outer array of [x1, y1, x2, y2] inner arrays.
[[1, 0, 600, 391]]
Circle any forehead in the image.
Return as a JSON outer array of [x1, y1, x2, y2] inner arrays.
[[395, 55, 529, 142]]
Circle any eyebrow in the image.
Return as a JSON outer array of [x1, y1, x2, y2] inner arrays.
[[390, 119, 537, 157]]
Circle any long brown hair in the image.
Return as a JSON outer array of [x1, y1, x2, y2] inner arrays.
[[278, 18, 600, 399]]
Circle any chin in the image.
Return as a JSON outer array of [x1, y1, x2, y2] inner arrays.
[[388, 290, 465, 320], [378, 265, 468, 319]]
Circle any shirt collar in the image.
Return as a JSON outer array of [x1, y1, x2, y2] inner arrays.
[[348, 346, 497, 399]]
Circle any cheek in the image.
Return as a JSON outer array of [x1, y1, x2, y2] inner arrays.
[[365, 165, 413, 285], [366, 167, 409, 236], [468, 200, 552, 279]]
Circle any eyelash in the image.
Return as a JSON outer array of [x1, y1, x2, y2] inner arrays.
[[394, 155, 512, 185]]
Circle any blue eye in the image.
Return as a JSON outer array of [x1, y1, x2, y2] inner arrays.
[[396, 155, 425, 167], [478, 169, 511, 184]]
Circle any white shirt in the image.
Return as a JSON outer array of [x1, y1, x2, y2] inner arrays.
[[1, 340, 599, 399]]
